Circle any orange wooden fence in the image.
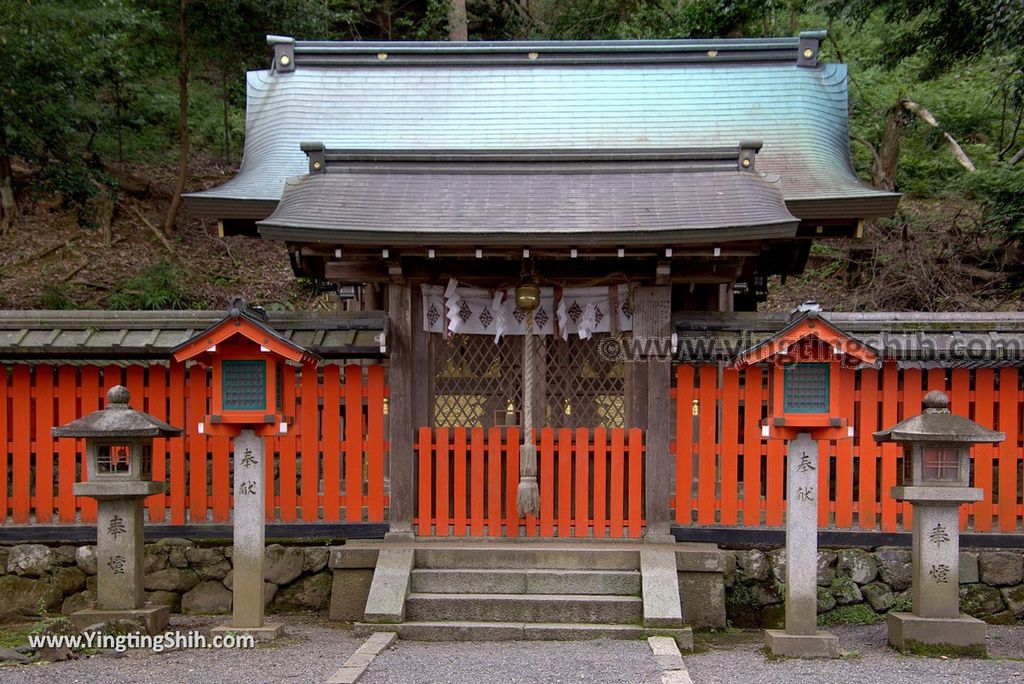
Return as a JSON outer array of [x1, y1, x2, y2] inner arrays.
[[414, 426, 645, 538], [672, 364, 1024, 532], [0, 363, 388, 525]]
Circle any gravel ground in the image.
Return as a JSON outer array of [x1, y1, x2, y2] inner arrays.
[[0, 615, 363, 684], [4, 620, 1024, 683], [359, 638, 664, 684], [688, 624, 1024, 684]]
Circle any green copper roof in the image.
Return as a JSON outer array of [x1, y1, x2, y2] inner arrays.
[[185, 35, 897, 222]]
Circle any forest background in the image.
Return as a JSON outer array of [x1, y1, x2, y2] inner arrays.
[[1, 0, 1022, 313]]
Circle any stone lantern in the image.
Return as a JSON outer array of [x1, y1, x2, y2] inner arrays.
[[52, 385, 182, 634], [875, 390, 1003, 655], [735, 306, 878, 658]]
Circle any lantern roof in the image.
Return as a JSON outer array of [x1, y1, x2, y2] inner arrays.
[[733, 307, 879, 368], [172, 298, 321, 366], [874, 390, 1005, 444], [52, 386, 182, 439]]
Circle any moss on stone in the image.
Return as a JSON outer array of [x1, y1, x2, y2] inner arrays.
[[901, 639, 987, 659], [725, 584, 761, 628], [818, 603, 884, 626], [891, 590, 912, 613]]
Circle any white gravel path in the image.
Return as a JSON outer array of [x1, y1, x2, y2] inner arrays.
[[0, 615, 364, 684], [686, 624, 1024, 684], [359, 638, 664, 684], [4, 619, 1024, 683]]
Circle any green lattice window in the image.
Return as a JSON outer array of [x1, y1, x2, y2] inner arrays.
[[222, 359, 267, 411], [783, 362, 830, 413]]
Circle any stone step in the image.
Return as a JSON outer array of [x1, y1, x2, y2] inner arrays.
[[405, 592, 643, 624], [410, 568, 642, 596], [414, 547, 639, 571], [355, 620, 693, 649]]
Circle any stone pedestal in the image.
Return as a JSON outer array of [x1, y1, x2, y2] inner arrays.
[[215, 429, 283, 641], [72, 494, 169, 634], [765, 432, 839, 658], [97, 498, 145, 610], [911, 502, 961, 618], [887, 612, 986, 656], [886, 488, 986, 655]]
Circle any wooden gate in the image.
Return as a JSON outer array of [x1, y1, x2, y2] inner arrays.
[[414, 426, 644, 538]]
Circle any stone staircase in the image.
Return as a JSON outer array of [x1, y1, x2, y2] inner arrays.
[[355, 545, 692, 647]]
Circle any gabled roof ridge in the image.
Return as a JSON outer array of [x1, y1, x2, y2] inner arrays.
[[267, 31, 828, 71], [298, 141, 766, 175]]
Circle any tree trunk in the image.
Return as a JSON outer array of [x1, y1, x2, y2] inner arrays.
[[115, 80, 124, 163], [0, 108, 16, 235], [163, 0, 189, 234], [221, 64, 230, 163], [448, 0, 468, 41], [876, 103, 907, 191]]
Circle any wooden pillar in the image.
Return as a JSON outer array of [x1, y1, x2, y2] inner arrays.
[[387, 278, 415, 536], [626, 360, 648, 431], [635, 286, 673, 540]]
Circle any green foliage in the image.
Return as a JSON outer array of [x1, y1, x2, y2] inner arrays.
[[0, 0, 145, 208], [545, 0, 762, 40], [39, 285, 75, 310], [818, 603, 884, 626], [107, 261, 192, 310], [957, 166, 1024, 242]]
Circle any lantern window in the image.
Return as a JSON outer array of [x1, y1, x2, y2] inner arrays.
[[222, 360, 268, 411], [97, 445, 131, 474], [923, 447, 960, 482], [783, 362, 830, 413]]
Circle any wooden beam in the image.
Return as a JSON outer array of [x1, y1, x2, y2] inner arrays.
[[324, 260, 389, 283]]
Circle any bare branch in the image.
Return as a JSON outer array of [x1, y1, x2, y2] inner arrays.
[[900, 99, 976, 172], [849, 134, 882, 175]]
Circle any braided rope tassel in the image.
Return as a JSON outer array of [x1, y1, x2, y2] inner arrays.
[[516, 312, 540, 517]]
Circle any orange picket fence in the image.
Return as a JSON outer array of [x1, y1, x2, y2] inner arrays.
[[0, 362, 388, 525], [414, 426, 645, 538], [672, 364, 1024, 532]]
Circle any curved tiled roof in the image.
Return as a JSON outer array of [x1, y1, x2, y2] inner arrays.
[[185, 36, 898, 222], [258, 147, 799, 245]]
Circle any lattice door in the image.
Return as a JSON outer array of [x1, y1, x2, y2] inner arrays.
[[545, 333, 624, 428], [430, 333, 623, 429], [432, 334, 523, 428]]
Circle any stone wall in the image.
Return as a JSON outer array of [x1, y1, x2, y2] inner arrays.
[[0, 541, 333, 621], [723, 546, 1024, 628]]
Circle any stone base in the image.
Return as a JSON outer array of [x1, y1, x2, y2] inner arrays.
[[887, 612, 986, 656], [69, 605, 170, 635], [642, 533, 677, 545], [764, 629, 841, 659], [211, 623, 284, 642]]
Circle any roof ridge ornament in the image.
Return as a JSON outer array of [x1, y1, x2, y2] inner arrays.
[[268, 35, 295, 74], [797, 30, 827, 68], [738, 139, 762, 172]]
